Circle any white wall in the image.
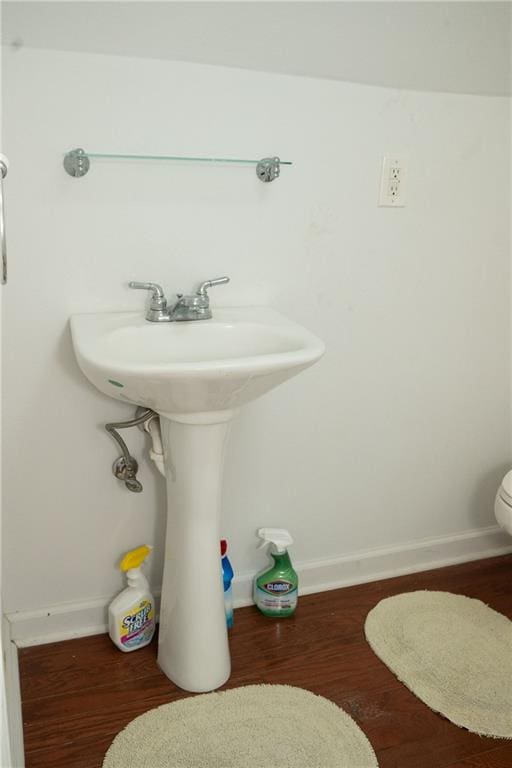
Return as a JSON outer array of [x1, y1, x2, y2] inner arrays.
[[3, 1, 511, 96], [2, 46, 510, 623]]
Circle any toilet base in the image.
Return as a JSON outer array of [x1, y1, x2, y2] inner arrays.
[[494, 490, 512, 536]]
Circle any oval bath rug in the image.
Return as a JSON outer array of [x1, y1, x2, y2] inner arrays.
[[365, 590, 512, 739], [102, 684, 378, 768]]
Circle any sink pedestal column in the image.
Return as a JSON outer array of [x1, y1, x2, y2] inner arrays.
[[157, 412, 234, 692]]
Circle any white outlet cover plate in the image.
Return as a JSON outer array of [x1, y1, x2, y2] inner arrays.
[[378, 156, 407, 207]]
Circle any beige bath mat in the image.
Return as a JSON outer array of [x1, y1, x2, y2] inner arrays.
[[365, 590, 512, 738], [102, 684, 378, 767]]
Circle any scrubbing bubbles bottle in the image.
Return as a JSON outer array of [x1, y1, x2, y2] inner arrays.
[[108, 545, 156, 652], [254, 528, 298, 617]]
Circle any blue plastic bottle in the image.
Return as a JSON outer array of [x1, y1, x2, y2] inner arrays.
[[221, 539, 234, 629]]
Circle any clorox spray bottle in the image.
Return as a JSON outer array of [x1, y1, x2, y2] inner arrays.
[[254, 528, 298, 617], [108, 545, 156, 652]]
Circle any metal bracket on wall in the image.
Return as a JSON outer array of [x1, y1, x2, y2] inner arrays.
[[63, 148, 90, 178], [255, 156, 281, 182], [63, 148, 290, 182]]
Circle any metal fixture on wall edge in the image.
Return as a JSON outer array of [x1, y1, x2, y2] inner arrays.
[[63, 148, 287, 182], [0, 153, 9, 284]]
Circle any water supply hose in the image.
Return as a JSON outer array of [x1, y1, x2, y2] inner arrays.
[[105, 407, 157, 492]]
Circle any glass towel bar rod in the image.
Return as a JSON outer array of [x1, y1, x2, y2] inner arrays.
[[63, 148, 291, 182]]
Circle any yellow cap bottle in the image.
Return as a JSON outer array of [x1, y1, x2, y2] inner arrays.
[[108, 545, 155, 652]]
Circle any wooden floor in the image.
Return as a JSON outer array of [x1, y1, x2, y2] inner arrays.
[[19, 554, 512, 768]]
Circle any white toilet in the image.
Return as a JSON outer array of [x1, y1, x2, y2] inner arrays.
[[495, 470, 512, 535]]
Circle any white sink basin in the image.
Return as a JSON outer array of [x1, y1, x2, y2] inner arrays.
[[71, 307, 325, 418], [70, 306, 324, 692]]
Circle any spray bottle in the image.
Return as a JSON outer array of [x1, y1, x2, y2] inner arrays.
[[254, 528, 298, 617], [221, 539, 234, 629], [108, 544, 156, 652]]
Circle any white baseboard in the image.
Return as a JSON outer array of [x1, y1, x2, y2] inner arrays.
[[5, 524, 512, 649], [2, 615, 24, 767], [6, 597, 121, 648], [233, 523, 512, 605]]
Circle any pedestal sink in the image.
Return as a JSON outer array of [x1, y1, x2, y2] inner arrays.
[[71, 307, 324, 691]]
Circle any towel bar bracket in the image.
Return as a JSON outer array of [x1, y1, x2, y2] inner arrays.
[[63, 148, 90, 178]]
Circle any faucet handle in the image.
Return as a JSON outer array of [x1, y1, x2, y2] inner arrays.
[[129, 281, 165, 301], [129, 281, 168, 322], [196, 276, 230, 297]]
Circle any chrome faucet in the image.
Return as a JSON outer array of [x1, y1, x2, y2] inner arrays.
[[129, 277, 230, 322]]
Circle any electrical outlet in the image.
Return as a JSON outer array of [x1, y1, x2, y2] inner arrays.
[[378, 157, 407, 207]]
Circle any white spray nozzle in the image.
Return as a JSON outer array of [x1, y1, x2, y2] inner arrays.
[[257, 528, 293, 553]]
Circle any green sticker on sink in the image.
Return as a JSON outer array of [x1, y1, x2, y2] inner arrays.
[[108, 379, 124, 388]]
